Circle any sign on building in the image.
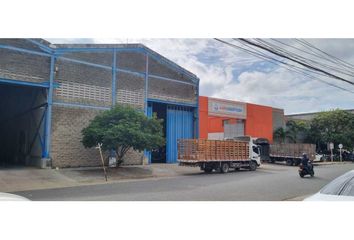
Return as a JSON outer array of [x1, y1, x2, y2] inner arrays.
[[208, 98, 247, 119]]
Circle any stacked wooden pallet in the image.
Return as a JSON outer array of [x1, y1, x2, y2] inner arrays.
[[178, 139, 249, 162], [269, 143, 316, 160]]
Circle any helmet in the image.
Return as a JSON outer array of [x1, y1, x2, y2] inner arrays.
[[302, 153, 307, 157]]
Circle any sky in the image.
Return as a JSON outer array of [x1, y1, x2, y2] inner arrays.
[[48, 38, 354, 115]]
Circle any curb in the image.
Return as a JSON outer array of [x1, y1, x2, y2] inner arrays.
[[312, 162, 353, 166]]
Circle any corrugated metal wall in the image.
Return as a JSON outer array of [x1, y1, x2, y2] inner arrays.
[[166, 105, 194, 163]]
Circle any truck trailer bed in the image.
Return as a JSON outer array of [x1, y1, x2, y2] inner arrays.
[[178, 139, 258, 173], [178, 139, 249, 162]]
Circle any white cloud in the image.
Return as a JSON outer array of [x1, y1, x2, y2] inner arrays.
[[216, 67, 354, 114]]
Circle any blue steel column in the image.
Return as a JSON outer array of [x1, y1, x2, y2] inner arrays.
[[144, 53, 149, 115], [144, 53, 149, 163], [196, 78, 200, 138], [44, 54, 55, 159], [112, 49, 117, 106]]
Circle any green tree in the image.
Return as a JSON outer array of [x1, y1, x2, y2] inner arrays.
[[285, 120, 309, 143], [273, 127, 287, 143], [307, 109, 354, 151], [81, 105, 165, 166]]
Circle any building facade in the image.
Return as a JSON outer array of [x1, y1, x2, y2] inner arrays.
[[199, 96, 284, 143], [0, 39, 199, 168]]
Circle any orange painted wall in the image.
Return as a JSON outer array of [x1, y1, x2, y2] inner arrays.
[[199, 96, 238, 138], [208, 117, 237, 133], [199, 96, 274, 142], [199, 96, 209, 139], [245, 103, 273, 142]]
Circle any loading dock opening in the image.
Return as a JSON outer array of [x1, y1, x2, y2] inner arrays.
[[149, 102, 167, 163], [0, 83, 47, 168], [148, 101, 195, 164]]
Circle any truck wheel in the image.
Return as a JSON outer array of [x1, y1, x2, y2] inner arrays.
[[286, 159, 294, 166], [220, 163, 229, 173], [249, 161, 257, 171]]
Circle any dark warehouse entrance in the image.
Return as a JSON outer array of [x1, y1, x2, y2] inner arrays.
[[149, 102, 167, 163], [0, 83, 47, 168]]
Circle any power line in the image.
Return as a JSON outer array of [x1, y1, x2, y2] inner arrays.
[[239, 38, 354, 81], [267, 39, 354, 77], [233, 38, 331, 78], [239, 38, 354, 86], [297, 39, 354, 69], [214, 38, 354, 94]]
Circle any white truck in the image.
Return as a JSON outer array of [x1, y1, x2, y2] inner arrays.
[[178, 136, 261, 173]]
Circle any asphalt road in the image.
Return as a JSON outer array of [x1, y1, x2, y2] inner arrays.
[[14, 163, 354, 201]]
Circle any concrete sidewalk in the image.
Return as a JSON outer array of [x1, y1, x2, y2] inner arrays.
[[0, 167, 78, 193], [0, 164, 201, 193]]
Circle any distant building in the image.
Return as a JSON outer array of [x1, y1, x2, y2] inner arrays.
[[199, 96, 285, 143], [286, 109, 354, 121]]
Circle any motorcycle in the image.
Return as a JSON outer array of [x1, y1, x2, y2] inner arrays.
[[298, 161, 314, 178]]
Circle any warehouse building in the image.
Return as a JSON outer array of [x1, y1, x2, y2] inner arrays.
[[0, 39, 199, 168], [199, 96, 285, 142]]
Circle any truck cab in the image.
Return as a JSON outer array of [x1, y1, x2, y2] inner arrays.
[[232, 136, 262, 166]]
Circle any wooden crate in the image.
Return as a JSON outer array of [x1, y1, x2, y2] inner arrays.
[[178, 139, 249, 162]]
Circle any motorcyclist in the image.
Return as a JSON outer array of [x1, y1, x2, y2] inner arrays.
[[301, 153, 311, 172]]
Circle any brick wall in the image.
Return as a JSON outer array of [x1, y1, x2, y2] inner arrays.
[[0, 39, 46, 52], [148, 77, 196, 104], [62, 51, 113, 66], [0, 49, 50, 83], [51, 106, 144, 167], [51, 106, 103, 167], [117, 51, 146, 72]]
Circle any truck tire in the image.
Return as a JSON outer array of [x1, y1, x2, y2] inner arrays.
[[220, 162, 229, 173], [249, 161, 257, 171], [204, 167, 213, 173], [286, 159, 294, 166]]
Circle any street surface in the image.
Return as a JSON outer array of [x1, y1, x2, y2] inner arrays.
[[14, 163, 354, 201]]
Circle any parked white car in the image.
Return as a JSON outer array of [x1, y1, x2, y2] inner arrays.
[[314, 153, 324, 162], [0, 193, 29, 201], [305, 170, 354, 201]]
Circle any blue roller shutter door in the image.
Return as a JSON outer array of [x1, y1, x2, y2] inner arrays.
[[166, 106, 194, 163]]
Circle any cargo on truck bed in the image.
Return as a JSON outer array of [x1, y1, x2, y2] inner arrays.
[[270, 143, 316, 160], [230, 136, 317, 167], [268, 143, 316, 166], [178, 138, 261, 173]]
